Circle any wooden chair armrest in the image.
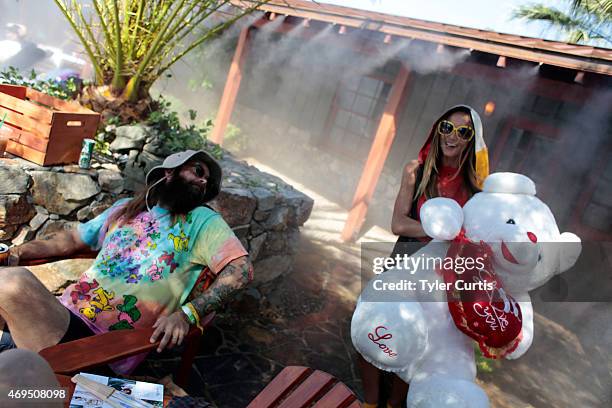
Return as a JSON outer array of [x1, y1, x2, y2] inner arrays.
[[40, 312, 215, 375]]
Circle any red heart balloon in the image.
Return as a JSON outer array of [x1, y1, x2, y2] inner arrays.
[[441, 232, 523, 359]]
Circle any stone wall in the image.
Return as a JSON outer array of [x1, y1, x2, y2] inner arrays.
[[0, 140, 314, 285]]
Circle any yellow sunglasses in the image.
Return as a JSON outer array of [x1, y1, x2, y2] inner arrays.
[[437, 120, 475, 141]]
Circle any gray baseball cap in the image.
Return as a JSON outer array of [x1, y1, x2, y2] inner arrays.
[[146, 150, 222, 203]]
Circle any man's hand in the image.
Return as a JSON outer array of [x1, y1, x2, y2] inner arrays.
[[149, 311, 190, 353]]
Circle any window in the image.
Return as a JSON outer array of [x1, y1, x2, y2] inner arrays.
[[323, 74, 393, 159]]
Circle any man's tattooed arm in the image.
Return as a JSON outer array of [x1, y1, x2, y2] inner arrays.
[[188, 256, 253, 318]]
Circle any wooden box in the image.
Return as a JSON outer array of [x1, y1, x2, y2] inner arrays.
[[0, 84, 100, 166]]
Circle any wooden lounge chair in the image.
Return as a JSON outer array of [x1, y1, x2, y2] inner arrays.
[[19, 251, 216, 390], [247, 366, 361, 408]]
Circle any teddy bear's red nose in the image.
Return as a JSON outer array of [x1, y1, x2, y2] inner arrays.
[[527, 232, 537, 243]]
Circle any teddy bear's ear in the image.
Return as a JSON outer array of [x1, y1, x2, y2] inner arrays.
[[420, 197, 463, 240], [558, 232, 582, 273], [483, 172, 536, 195]]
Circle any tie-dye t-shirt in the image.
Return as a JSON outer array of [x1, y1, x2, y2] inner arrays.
[[59, 199, 247, 371]]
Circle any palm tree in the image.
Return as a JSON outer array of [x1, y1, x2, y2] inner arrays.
[[54, 0, 268, 120], [513, 0, 612, 45]]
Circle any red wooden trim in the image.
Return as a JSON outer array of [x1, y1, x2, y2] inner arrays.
[[311, 381, 357, 407], [247, 366, 312, 408], [210, 26, 251, 145], [55, 374, 75, 408], [251, 18, 382, 57], [452, 62, 592, 104], [276, 370, 335, 408], [341, 64, 411, 242]]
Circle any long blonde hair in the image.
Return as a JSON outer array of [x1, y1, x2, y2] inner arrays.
[[415, 107, 481, 200]]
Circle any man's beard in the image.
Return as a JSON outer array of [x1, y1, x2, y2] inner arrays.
[[157, 176, 206, 214]]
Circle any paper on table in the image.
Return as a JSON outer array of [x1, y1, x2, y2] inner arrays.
[[69, 372, 163, 408]]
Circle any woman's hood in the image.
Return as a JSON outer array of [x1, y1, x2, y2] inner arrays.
[[418, 105, 489, 187]]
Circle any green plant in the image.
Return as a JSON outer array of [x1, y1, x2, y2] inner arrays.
[[146, 96, 213, 152], [513, 0, 611, 45], [53, 0, 269, 102], [94, 115, 121, 155], [0, 67, 78, 100], [474, 345, 500, 374], [223, 122, 247, 152]]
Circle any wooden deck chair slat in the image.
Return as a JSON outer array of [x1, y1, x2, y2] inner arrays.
[[40, 328, 158, 374], [312, 381, 358, 407], [247, 366, 312, 408], [276, 370, 336, 408]]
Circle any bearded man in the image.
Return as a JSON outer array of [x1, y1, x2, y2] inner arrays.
[[0, 150, 251, 373]]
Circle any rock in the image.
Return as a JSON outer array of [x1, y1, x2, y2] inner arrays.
[[253, 210, 270, 222], [250, 221, 265, 236], [49, 214, 60, 220], [101, 163, 120, 172], [263, 207, 290, 231], [249, 233, 267, 261], [143, 133, 174, 157], [36, 219, 79, 239], [252, 255, 292, 284], [122, 158, 146, 192], [0, 225, 19, 241], [11, 225, 35, 245], [283, 189, 314, 226], [109, 125, 149, 152], [262, 231, 287, 255], [0, 166, 30, 194], [232, 224, 250, 240], [28, 258, 94, 295], [98, 169, 125, 194], [0, 194, 35, 227], [34, 205, 49, 216], [30, 172, 101, 215], [138, 150, 164, 174], [251, 187, 277, 211], [29, 212, 49, 231], [76, 206, 92, 221], [122, 150, 163, 191], [61, 165, 98, 177], [212, 188, 256, 227], [90, 194, 116, 218]]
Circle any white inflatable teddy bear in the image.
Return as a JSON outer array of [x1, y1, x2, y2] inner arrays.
[[351, 172, 582, 407]]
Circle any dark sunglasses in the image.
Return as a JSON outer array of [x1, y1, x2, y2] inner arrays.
[[184, 163, 209, 180], [437, 120, 475, 141]]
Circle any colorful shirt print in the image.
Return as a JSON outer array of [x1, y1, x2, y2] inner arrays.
[[59, 199, 247, 373]]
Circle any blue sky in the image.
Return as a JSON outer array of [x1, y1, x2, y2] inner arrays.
[[317, 0, 568, 41]]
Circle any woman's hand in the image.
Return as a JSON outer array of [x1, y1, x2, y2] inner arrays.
[[150, 311, 190, 353], [402, 160, 420, 185]]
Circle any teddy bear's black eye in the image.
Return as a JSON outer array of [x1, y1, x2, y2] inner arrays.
[[506, 219, 516, 225]]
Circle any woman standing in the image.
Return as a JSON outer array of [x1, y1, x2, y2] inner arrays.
[[359, 105, 489, 408]]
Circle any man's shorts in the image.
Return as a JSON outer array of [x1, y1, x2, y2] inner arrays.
[[0, 308, 94, 352]]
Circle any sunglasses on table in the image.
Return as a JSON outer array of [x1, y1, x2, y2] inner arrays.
[[437, 120, 475, 141]]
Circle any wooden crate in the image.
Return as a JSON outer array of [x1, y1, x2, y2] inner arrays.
[[0, 84, 100, 166]]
